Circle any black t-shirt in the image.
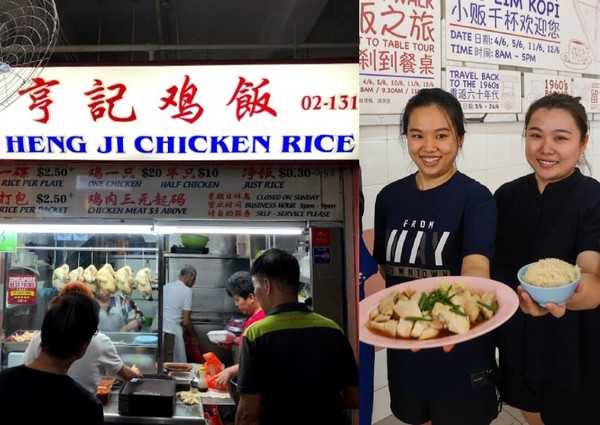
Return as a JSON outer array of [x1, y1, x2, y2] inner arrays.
[[0, 365, 104, 424], [492, 169, 600, 391]]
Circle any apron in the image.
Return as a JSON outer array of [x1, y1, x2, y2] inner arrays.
[[99, 308, 125, 332], [163, 317, 185, 363]]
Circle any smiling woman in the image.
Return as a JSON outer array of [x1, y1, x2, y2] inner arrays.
[[372, 88, 500, 425]]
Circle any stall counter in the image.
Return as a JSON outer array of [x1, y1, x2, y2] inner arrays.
[[103, 390, 205, 425]]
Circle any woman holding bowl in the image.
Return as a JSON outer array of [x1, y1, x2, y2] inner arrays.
[[492, 93, 600, 425]]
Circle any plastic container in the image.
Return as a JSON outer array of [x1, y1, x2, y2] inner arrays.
[[168, 370, 193, 391], [207, 330, 236, 344], [197, 364, 208, 392]]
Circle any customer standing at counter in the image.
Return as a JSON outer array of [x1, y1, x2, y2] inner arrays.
[[235, 248, 359, 425], [21, 281, 143, 394], [373, 88, 499, 425], [0, 292, 104, 424], [492, 93, 600, 425], [152, 265, 200, 362], [213, 270, 266, 390]]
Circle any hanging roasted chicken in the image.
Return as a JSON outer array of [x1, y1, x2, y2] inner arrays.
[[134, 267, 157, 300], [96, 263, 117, 293], [82, 264, 98, 293], [115, 265, 136, 296], [52, 263, 70, 290]]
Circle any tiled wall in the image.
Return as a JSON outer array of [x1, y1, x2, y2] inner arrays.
[[359, 116, 600, 423]]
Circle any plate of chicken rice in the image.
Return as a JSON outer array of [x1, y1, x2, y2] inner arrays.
[[359, 275, 519, 349]]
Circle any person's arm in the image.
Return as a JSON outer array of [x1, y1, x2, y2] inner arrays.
[[341, 385, 359, 409], [181, 309, 198, 341], [213, 364, 239, 388], [116, 363, 143, 381], [120, 318, 141, 332], [461, 254, 490, 278], [235, 394, 261, 425]]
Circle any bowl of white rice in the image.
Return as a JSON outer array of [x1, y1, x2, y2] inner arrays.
[[517, 258, 581, 307]]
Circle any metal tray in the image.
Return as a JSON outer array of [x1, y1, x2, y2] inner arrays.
[[4, 330, 36, 352], [104, 332, 158, 347]]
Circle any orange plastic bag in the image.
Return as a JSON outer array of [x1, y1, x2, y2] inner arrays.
[[203, 352, 227, 391]]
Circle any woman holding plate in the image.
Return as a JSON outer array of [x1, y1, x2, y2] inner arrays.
[[373, 88, 499, 425], [491, 93, 600, 425]]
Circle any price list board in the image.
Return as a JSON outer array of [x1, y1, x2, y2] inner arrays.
[[0, 164, 344, 221]]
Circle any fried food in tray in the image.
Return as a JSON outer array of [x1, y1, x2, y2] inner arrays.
[[6, 330, 36, 343]]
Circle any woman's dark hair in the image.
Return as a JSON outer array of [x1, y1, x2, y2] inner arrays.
[[524, 93, 589, 142], [401, 88, 466, 141], [226, 271, 254, 298], [40, 291, 100, 359], [251, 248, 300, 293], [524, 93, 590, 171]]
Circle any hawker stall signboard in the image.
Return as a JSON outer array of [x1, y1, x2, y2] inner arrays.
[[359, 0, 442, 114], [445, 66, 521, 113], [0, 63, 358, 161], [0, 164, 344, 221], [445, 0, 600, 76]]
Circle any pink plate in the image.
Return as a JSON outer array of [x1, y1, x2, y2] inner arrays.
[[359, 275, 519, 350]]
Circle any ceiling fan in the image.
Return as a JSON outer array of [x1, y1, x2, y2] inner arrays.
[[0, 0, 59, 112]]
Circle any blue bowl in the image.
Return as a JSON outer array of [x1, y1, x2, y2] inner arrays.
[[517, 263, 580, 307]]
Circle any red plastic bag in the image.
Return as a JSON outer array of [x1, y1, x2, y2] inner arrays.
[[203, 352, 227, 391], [185, 337, 205, 363]]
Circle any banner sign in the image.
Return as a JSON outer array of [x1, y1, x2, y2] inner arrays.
[[523, 72, 572, 111], [445, 66, 521, 113], [0, 164, 344, 221], [445, 0, 600, 75], [359, 0, 442, 114], [572, 77, 600, 113], [0, 63, 359, 161], [7, 274, 37, 305]]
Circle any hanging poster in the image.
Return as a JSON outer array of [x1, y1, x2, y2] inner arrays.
[[523, 72, 572, 111], [7, 274, 37, 305], [359, 0, 441, 115], [445, 0, 600, 75], [572, 77, 600, 113], [445, 66, 521, 113]]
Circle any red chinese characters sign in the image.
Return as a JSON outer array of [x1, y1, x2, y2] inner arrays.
[[1, 64, 359, 161], [359, 0, 441, 114]]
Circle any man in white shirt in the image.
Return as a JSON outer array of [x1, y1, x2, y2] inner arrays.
[[154, 265, 199, 362]]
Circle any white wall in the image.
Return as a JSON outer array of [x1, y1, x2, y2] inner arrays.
[[360, 115, 600, 232], [359, 115, 600, 423]]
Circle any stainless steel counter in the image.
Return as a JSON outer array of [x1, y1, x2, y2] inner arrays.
[[103, 391, 205, 424]]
